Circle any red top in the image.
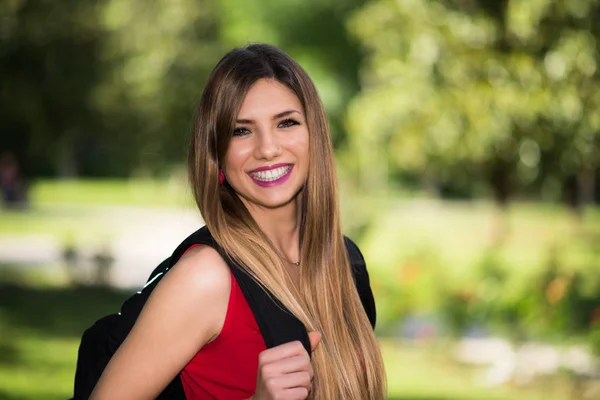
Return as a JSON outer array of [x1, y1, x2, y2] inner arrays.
[[179, 246, 267, 399]]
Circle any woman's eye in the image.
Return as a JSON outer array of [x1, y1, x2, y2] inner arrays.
[[233, 127, 250, 136], [278, 118, 299, 129]]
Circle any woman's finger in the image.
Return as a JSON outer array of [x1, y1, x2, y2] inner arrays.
[[261, 354, 312, 378], [264, 371, 312, 393], [308, 331, 321, 351], [258, 340, 307, 365]]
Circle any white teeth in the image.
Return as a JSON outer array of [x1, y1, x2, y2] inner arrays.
[[251, 165, 291, 182]]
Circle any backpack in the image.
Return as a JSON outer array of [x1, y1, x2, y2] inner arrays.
[[72, 226, 376, 399]]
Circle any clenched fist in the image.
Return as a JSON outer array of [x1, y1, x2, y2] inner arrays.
[[250, 332, 322, 400]]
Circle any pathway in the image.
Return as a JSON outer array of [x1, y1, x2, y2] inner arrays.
[[0, 204, 204, 288]]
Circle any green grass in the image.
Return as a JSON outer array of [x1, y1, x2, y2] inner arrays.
[[356, 197, 600, 323], [0, 336, 81, 400], [383, 340, 575, 400], [30, 178, 194, 207], [0, 206, 107, 237], [361, 198, 600, 280], [0, 179, 197, 238], [0, 281, 130, 400]]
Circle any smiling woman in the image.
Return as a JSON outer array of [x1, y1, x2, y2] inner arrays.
[[83, 44, 386, 400]]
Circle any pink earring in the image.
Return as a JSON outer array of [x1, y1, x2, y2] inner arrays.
[[219, 169, 225, 184]]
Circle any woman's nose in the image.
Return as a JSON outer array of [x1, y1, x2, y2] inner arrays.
[[254, 129, 282, 160]]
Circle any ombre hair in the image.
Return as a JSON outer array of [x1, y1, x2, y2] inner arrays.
[[188, 44, 386, 400]]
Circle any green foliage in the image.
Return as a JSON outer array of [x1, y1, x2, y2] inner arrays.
[[346, 0, 600, 200], [590, 326, 600, 357], [1, 0, 366, 177], [359, 195, 600, 345], [0, 0, 108, 176], [96, 0, 224, 174], [0, 0, 224, 177], [0, 282, 130, 400]]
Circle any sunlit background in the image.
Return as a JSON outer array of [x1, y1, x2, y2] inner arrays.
[[1, 0, 600, 399]]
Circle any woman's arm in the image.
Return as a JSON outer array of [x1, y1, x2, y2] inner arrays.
[[90, 245, 231, 400]]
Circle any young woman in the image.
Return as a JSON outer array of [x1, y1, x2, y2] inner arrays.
[[89, 44, 386, 400]]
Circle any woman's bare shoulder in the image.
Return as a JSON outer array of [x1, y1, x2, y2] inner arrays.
[[166, 243, 231, 290], [143, 243, 232, 335], [89, 244, 232, 399]]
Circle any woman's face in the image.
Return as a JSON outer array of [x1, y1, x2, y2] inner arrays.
[[223, 78, 310, 210]]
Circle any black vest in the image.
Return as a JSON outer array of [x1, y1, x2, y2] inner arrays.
[[72, 226, 376, 399]]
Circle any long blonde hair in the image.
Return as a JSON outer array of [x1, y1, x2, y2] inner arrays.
[[188, 44, 386, 399]]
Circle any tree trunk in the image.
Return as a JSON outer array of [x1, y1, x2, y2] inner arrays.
[[57, 138, 78, 178], [563, 175, 583, 234], [578, 168, 596, 206], [489, 160, 512, 245]]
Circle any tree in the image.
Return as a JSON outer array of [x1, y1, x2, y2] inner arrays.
[[0, 0, 108, 177], [0, 0, 222, 177], [346, 0, 600, 211], [91, 0, 223, 176], [1, 0, 366, 177]]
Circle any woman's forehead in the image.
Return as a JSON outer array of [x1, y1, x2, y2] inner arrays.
[[236, 79, 303, 121]]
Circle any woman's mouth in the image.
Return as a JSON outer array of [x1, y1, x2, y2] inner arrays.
[[249, 164, 293, 187]]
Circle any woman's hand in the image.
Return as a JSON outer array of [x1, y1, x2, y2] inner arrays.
[[252, 331, 322, 400]]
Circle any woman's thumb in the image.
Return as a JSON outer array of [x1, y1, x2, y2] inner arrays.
[[308, 331, 322, 351]]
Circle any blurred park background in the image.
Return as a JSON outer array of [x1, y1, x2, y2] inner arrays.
[[1, 0, 600, 399]]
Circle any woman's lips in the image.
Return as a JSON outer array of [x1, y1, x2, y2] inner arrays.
[[248, 164, 293, 187]]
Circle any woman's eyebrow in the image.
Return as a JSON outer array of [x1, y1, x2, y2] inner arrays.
[[273, 109, 301, 119], [236, 109, 302, 124]]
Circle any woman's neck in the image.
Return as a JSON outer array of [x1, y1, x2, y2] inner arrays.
[[242, 196, 302, 264]]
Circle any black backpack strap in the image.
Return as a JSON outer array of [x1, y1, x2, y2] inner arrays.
[[344, 236, 377, 329], [168, 229, 375, 353], [232, 266, 311, 351], [171, 227, 312, 355], [73, 314, 122, 399]]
